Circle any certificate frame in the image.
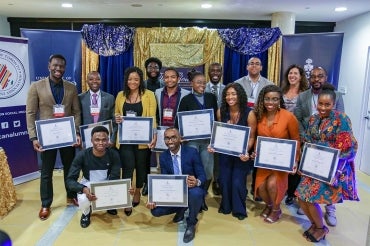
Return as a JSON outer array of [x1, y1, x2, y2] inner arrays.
[[210, 121, 250, 157], [35, 116, 77, 150], [90, 179, 132, 211], [153, 126, 169, 152], [299, 143, 340, 184], [254, 136, 297, 172], [80, 120, 113, 149], [148, 174, 188, 207], [118, 116, 153, 144], [177, 108, 214, 140]]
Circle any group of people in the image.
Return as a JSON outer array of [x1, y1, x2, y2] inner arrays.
[[25, 54, 358, 243]]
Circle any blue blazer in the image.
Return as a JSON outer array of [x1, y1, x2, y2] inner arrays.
[[159, 145, 206, 185]]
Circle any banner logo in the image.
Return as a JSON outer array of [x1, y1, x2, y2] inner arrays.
[[0, 49, 26, 99]]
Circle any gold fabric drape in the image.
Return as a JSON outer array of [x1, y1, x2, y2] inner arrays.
[[81, 41, 99, 92], [0, 148, 17, 218], [134, 27, 224, 81], [267, 38, 282, 86]]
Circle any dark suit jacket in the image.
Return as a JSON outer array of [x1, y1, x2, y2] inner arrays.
[[78, 90, 117, 142], [26, 78, 81, 140], [159, 145, 206, 185]]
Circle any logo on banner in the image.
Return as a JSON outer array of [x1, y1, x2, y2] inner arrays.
[[0, 49, 26, 99], [304, 58, 314, 80]]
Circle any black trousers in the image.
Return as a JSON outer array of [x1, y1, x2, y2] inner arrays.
[[287, 173, 301, 197], [40, 146, 76, 207]]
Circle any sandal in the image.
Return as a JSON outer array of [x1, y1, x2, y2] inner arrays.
[[264, 209, 282, 223], [260, 205, 272, 218], [306, 226, 329, 242], [303, 224, 316, 238]]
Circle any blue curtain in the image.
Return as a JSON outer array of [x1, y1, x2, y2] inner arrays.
[[223, 48, 268, 85], [99, 44, 134, 97]]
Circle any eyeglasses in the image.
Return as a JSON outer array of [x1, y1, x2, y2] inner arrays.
[[147, 65, 160, 71], [310, 74, 325, 80], [263, 97, 280, 103], [248, 62, 261, 66], [164, 136, 178, 142]]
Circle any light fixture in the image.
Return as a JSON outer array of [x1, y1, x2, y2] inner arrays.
[[61, 3, 73, 8], [335, 6, 347, 12], [201, 3, 212, 9]]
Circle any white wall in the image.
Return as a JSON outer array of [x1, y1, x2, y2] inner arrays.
[[0, 15, 10, 36], [335, 11, 370, 168]]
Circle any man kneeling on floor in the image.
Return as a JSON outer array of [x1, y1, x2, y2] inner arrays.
[[66, 126, 121, 228], [146, 127, 206, 243]]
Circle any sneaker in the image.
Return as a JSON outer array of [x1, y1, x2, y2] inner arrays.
[[285, 196, 294, 206], [297, 207, 305, 215], [325, 211, 337, 226]]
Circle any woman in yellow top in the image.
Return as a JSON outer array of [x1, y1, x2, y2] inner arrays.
[[115, 67, 157, 216]]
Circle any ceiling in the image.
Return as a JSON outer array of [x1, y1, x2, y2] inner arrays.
[[0, 0, 369, 23]]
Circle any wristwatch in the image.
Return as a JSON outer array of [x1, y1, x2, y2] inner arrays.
[[196, 179, 201, 187]]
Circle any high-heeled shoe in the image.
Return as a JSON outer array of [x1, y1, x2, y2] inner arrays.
[[303, 224, 316, 238], [306, 226, 329, 242], [124, 208, 132, 216], [260, 205, 272, 218], [264, 209, 282, 223], [132, 192, 141, 207]]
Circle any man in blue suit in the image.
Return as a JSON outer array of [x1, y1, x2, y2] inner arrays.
[[146, 127, 206, 243], [78, 71, 117, 147]]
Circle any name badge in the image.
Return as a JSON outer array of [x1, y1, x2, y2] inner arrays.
[[126, 111, 137, 117], [247, 98, 255, 108], [53, 104, 65, 118], [90, 106, 100, 116], [163, 108, 173, 120]]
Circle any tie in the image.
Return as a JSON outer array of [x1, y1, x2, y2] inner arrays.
[[211, 85, 218, 100], [92, 93, 99, 123], [172, 155, 180, 175]]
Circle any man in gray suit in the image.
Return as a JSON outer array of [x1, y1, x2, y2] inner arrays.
[[26, 54, 81, 220], [234, 57, 273, 108], [205, 62, 225, 195], [78, 71, 117, 147], [294, 66, 345, 227]]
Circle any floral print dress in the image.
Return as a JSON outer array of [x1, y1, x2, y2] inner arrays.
[[295, 111, 359, 204]]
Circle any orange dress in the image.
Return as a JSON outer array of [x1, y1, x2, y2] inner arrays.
[[255, 109, 300, 204]]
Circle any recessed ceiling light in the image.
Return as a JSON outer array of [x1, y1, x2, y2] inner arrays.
[[335, 7, 347, 12], [61, 3, 73, 8], [201, 3, 212, 9]]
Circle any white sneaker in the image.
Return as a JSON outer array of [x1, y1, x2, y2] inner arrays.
[[325, 211, 337, 226], [297, 207, 305, 215]]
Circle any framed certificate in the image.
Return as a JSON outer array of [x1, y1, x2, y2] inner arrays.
[[90, 179, 132, 211], [153, 126, 169, 152], [299, 143, 340, 184], [119, 116, 153, 144], [80, 120, 113, 149], [148, 174, 188, 207], [210, 121, 250, 157], [35, 116, 77, 150], [254, 136, 297, 172], [177, 109, 214, 140]]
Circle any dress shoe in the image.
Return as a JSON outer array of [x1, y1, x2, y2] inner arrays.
[[80, 212, 91, 228], [232, 213, 247, 220], [141, 183, 148, 196], [172, 210, 185, 223], [218, 207, 231, 215], [212, 181, 220, 195], [39, 207, 51, 220], [107, 209, 117, 215], [124, 208, 132, 216], [201, 200, 208, 212], [66, 197, 79, 206], [183, 225, 195, 243]]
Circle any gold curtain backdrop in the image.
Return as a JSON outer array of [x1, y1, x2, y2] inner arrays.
[[267, 38, 282, 86], [0, 148, 17, 218], [81, 41, 99, 92], [149, 43, 204, 67], [134, 27, 224, 81]]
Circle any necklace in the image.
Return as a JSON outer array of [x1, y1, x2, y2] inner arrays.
[[229, 111, 240, 124], [128, 93, 139, 103]]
